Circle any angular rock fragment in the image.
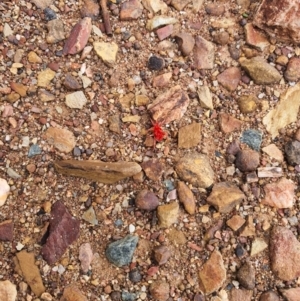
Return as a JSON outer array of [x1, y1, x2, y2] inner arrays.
[[37, 68, 56, 87], [62, 284, 88, 301], [241, 129, 263, 151], [280, 288, 300, 301], [217, 67, 241, 92], [171, 0, 191, 11], [93, 41, 118, 67], [177, 181, 196, 215], [106, 235, 138, 267], [219, 113, 242, 134], [257, 167, 282, 178], [237, 262, 255, 290], [207, 182, 245, 213], [10, 82, 27, 97], [81, 0, 100, 19], [146, 16, 178, 30], [32, 0, 53, 9], [0, 280, 17, 301], [262, 177, 295, 208], [41, 201, 80, 265], [253, 0, 300, 44], [141, 0, 168, 14], [120, 0, 143, 20], [152, 72, 172, 87], [226, 215, 245, 231], [176, 152, 214, 188], [178, 123, 201, 149], [269, 226, 300, 281], [16, 250, 45, 296], [141, 159, 164, 181], [251, 238, 268, 256], [197, 85, 213, 109], [198, 250, 226, 294], [46, 19, 65, 44], [175, 33, 195, 56], [284, 57, 300, 82], [79, 243, 93, 273], [135, 190, 159, 211], [193, 36, 215, 69], [230, 288, 252, 301], [156, 24, 173, 40], [285, 140, 300, 166], [65, 91, 87, 109], [39, 90, 55, 102], [44, 127, 76, 153], [0, 220, 13, 241], [0, 178, 10, 207], [263, 82, 300, 138], [235, 149, 260, 172], [54, 160, 141, 183], [244, 23, 270, 51], [64, 74, 82, 90], [153, 246, 171, 265], [157, 201, 179, 228], [148, 85, 189, 124], [63, 17, 92, 55], [240, 56, 281, 84], [262, 144, 283, 162]]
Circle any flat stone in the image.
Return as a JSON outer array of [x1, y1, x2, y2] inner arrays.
[[37, 68, 56, 87], [44, 127, 76, 153], [253, 0, 300, 44], [226, 215, 245, 231], [66, 91, 87, 109], [240, 56, 281, 84], [64, 74, 82, 90], [0, 220, 13, 241], [62, 284, 88, 301], [152, 72, 172, 87], [120, 0, 143, 20], [193, 36, 215, 69], [153, 246, 171, 265], [205, 3, 225, 15], [280, 288, 300, 301], [93, 41, 118, 67], [135, 95, 149, 106], [108, 115, 121, 133], [141, 0, 168, 14], [171, 0, 191, 11], [175, 32, 195, 56], [219, 113, 242, 133], [259, 291, 280, 301], [3, 23, 13, 37], [141, 159, 164, 181], [263, 82, 300, 138], [167, 228, 187, 245], [79, 243, 93, 273], [10, 82, 27, 97], [237, 262, 255, 289], [217, 67, 241, 92], [46, 19, 65, 44], [39, 90, 55, 102], [81, 0, 100, 19], [146, 15, 178, 30], [285, 57, 300, 82], [257, 167, 282, 178], [6, 93, 20, 103], [262, 177, 296, 208], [177, 181, 196, 215], [269, 226, 300, 281], [148, 85, 190, 124], [28, 51, 42, 63], [241, 129, 263, 151], [238, 95, 258, 114], [63, 17, 92, 55], [106, 235, 138, 267], [149, 281, 170, 301], [157, 201, 179, 228], [245, 23, 270, 51], [207, 182, 245, 213], [285, 140, 300, 166], [198, 250, 226, 294], [235, 149, 260, 172], [135, 190, 159, 211], [197, 85, 213, 109], [54, 160, 141, 183], [178, 123, 201, 148], [0, 178, 10, 207], [32, 0, 53, 9], [251, 238, 268, 256], [156, 25, 173, 40], [82, 206, 98, 225], [262, 144, 283, 162], [175, 152, 214, 188], [16, 250, 45, 296], [41, 201, 80, 265], [230, 288, 252, 301], [0, 280, 17, 301]]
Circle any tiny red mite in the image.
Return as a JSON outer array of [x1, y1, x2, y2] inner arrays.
[[148, 120, 167, 144]]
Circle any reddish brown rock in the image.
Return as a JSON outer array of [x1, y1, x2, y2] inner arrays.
[[63, 17, 92, 55], [230, 288, 253, 301], [235, 149, 260, 172], [269, 226, 300, 281], [193, 36, 215, 70], [259, 291, 280, 301], [135, 190, 159, 211], [153, 246, 171, 265], [81, 0, 100, 19], [141, 159, 164, 181], [219, 113, 242, 133], [0, 220, 13, 241], [217, 67, 241, 92], [284, 57, 300, 82], [10, 82, 27, 97], [41, 200, 80, 265], [149, 280, 170, 301], [120, 0, 143, 21], [152, 72, 172, 87], [245, 23, 270, 51], [253, 0, 300, 44], [156, 25, 173, 41], [64, 74, 82, 90], [175, 32, 195, 56], [280, 288, 300, 301], [177, 181, 196, 215]]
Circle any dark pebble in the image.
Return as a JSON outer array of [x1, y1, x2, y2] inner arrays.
[[121, 292, 136, 301], [129, 269, 142, 283], [285, 140, 300, 166], [235, 149, 260, 172], [226, 140, 240, 156], [55, 50, 63, 57], [111, 291, 121, 301], [148, 56, 165, 71], [236, 261, 255, 289], [44, 8, 57, 20], [235, 244, 246, 258], [86, 149, 93, 156], [240, 129, 263, 151], [240, 18, 247, 26], [73, 147, 81, 157]]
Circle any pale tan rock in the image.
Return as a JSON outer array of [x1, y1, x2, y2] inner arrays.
[[37, 68, 56, 87], [245, 23, 270, 51], [178, 123, 201, 148], [240, 216, 256, 237], [16, 251, 45, 296], [157, 201, 179, 228], [171, 0, 191, 11], [262, 144, 283, 162], [0, 178, 10, 207], [193, 36, 215, 69], [61, 284, 88, 301], [263, 82, 300, 138], [3, 23, 13, 37], [93, 42, 118, 67], [152, 72, 172, 87], [146, 15, 178, 30], [65, 91, 87, 109], [135, 95, 149, 106], [39, 90, 55, 102], [207, 182, 245, 213], [148, 85, 189, 124], [10, 82, 27, 97], [177, 181, 196, 215], [0, 280, 17, 301], [280, 288, 300, 301], [141, 0, 169, 14], [226, 215, 245, 231], [262, 177, 295, 208], [32, 0, 53, 9], [257, 167, 282, 178], [44, 127, 76, 153], [46, 19, 65, 44], [197, 85, 213, 109], [238, 95, 258, 114], [198, 250, 226, 294], [251, 238, 268, 256], [54, 160, 142, 183]]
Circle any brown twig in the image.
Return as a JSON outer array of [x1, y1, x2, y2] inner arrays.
[[100, 0, 112, 35]]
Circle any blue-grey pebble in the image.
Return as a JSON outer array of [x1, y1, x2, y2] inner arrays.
[[106, 235, 139, 267], [44, 8, 57, 20], [28, 144, 42, 158], [121, 291, 136, 301], [240, 129, 262, 151]]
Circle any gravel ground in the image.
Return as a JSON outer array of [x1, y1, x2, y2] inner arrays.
[[1, 0, 300, 300]]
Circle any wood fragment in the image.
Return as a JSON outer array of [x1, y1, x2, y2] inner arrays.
[[100, 0, 112, 35]]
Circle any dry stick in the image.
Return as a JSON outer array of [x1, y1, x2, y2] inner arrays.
[[100, 0, 112, 35]]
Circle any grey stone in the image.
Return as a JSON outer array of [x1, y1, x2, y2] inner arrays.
[[241, 129, 263, 151], [28, 144, 42, 158], [121, 291, 137, 301], [236, 262, 255, 289], [285, 140, 300, 165], [106, 235, 139, 267]]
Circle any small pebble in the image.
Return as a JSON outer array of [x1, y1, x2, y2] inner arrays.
[[148, 56, 165, 71], [129, 269, 142, 283], [44, 8, 57, 20]]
